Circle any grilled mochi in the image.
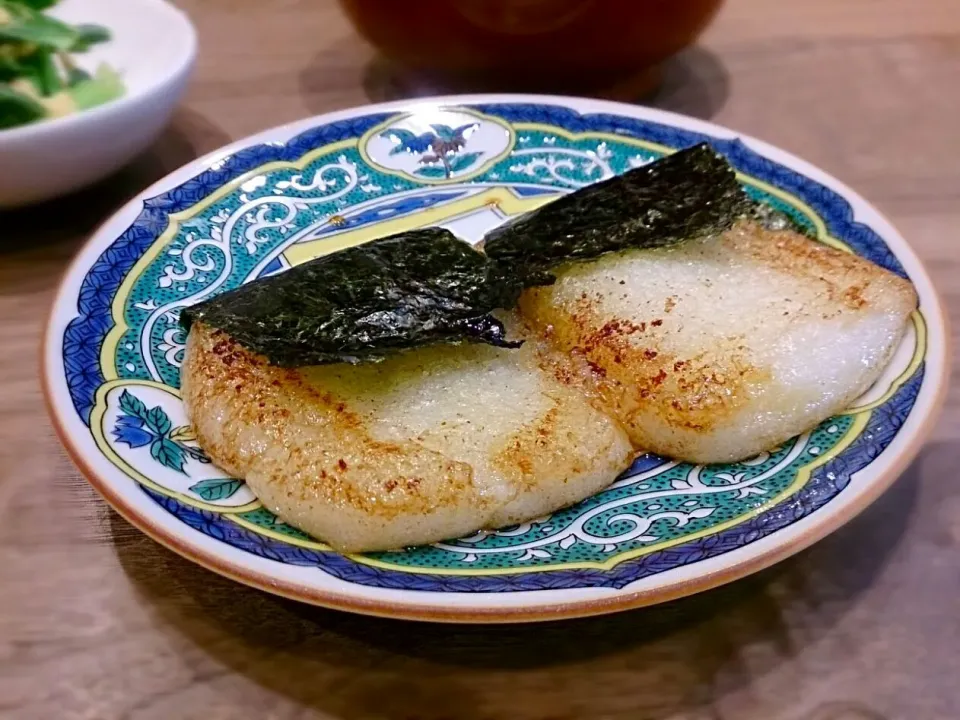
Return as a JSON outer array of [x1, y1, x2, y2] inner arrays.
[[181, 318, 633, 552], [517, 220, 918, 464]]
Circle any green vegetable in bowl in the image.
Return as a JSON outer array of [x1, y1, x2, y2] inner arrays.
[[0, 0, 124, 130]]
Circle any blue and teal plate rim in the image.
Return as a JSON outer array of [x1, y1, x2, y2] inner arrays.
[[42, 95, 949, 623]]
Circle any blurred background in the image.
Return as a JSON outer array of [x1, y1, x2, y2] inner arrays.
[[7, 0, 958, 256]]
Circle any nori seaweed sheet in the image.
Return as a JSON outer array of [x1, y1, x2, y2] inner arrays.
[[182, 145, 759, 368], [180, 228, 524, 366], [483, 143, 754, 284]]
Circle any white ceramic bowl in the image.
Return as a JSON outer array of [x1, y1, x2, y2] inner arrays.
[[0, 0, 197, 208]]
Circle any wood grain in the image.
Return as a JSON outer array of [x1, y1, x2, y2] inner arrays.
[[1, 1, 959, 718]]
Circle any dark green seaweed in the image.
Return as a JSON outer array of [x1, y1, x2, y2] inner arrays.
[[182, 145, 760, 368], [483, 143, 754, 284], [180, 228, 524, 366]]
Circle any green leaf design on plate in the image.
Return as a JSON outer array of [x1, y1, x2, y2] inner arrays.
[[118, 389, 149, 421], [414, 164, 449, 179], [447, 151, 482, 174], [189, 478, 243, 501], [237, 507, 312, 540], [168, 425, 196, 443], [150, 436, 186, 473], [381, 127, 418, 156], [145, 405, 172, 435]]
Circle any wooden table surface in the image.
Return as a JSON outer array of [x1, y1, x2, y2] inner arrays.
[[2, 1, 959, 718]]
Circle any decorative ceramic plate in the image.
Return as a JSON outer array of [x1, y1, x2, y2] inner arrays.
[[44, 95, 947, 623]]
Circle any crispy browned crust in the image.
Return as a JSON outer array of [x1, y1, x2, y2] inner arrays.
[[182, 221, 917, 546], [727, 221, 917, 315], [181, 322, 633, 551], [182, 325, 484, 545], [518, 221, 918, 460]]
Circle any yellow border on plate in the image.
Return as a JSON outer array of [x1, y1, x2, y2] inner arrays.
[[85, 116, 922, 574], [844, 311, 926, 414], [98, 138, 357, 380], [99, 120, 846, 377], [253, 307, 927, 574], [219, 412, 871, 575], [510, 123, 840, 249], [89, 378, 260, 514], [283, 185, 553, 265], [105, 302, 923, 557]]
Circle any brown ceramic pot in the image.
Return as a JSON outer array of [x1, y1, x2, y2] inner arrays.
[[338, 0, 725, 94]]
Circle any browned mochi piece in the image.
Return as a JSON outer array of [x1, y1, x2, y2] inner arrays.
[[517, 220, 918, 464], [181, 317, 633, 552]]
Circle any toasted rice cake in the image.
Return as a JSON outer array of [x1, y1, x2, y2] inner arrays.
[[517, 220, 918, 464], [181, 319, 633, 552]]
